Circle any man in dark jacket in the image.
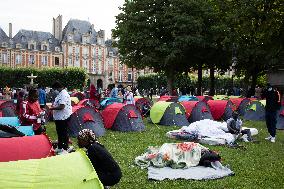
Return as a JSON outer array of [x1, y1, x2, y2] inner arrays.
[[261, 83, 281, 143]]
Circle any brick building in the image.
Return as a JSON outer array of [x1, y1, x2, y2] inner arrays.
[[0, 15, 153, 89]]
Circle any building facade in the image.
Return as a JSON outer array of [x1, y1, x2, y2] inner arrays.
[[0, 15, 152, 89]]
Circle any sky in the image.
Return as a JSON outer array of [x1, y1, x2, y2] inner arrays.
[[0, 0, 125, 39]]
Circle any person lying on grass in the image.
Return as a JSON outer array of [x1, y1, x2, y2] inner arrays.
[[77, 129, 122, 188], [227, 111, 253, 142]]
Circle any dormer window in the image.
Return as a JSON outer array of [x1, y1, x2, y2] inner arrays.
[[109, 52, 113, 56], [1, 42, 8, 48], [16, 43, 22, 49], [68, 34, 73, 42], [55, 47, 60, 52], [42, 45, 48, 51], [21, 36, 26, 42], [82, 35, 90, 44], [28, 41, 36, 50]]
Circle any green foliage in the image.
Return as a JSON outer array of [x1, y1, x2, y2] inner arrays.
[[137, 73, 248, 92], [0, 67, 87, 90], [46, 120, 284, 189], [229, 0, 284, 76]]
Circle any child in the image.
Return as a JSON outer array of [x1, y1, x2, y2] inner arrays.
[[227, 111, 252, 142]]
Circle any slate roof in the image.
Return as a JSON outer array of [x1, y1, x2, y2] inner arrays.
[[62, 19, 97, 44], [12, 30, 60, 51], [105, 39, 118, 56], [0, 28, 9, 43]]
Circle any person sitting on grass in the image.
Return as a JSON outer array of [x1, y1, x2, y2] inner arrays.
[[77, 129, 122, 188], [227, 111, 253, 142]]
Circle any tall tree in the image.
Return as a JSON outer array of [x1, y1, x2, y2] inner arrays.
[[113, 0, 215, 94], [229, 0, 284, 92]]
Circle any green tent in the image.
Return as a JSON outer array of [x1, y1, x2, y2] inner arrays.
[[150, 101, 172, 124], [0, 150, 104, 189]]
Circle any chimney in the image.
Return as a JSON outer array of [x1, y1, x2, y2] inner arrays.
[[9, 23, 12, 38]]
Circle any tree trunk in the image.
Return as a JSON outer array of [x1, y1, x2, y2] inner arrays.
[[251, 73, 257, 97], [209, 66, 215, 96], [197, 63, 203, 96], [166, 72, 174, 96]]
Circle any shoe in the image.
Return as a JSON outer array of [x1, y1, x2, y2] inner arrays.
[[265, 136, 272, 140], [66, 146, 74, 153], [243, 138, 249, 142], [270, 137, 275, 143], [54, 147, 61, 154], [56, 149, 68, 155]]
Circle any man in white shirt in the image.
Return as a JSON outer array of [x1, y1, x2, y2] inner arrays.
[[50, 81, 72, 155]]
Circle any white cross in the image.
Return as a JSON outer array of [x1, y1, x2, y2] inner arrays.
[[27, 73, 37, 85]]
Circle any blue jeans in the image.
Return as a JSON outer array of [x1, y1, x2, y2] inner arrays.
[[265, 111, 277, 137]]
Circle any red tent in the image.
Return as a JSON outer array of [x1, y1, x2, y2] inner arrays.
[[180, 101, 199, 119], [207, 100, 233, 121], [101, 103, 125, 129], [101, 103, 145, 132], [71, 92, 85, 101], [196, 96, 213, 102], [0, 100, 16, 117], [77, 99, 100, 109], [158, 96, 178, 102], [0, 134, 54, 162]]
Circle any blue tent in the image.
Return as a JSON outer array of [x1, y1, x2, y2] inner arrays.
[[178, 96, 199, 102], [100, 98, 123, 109], [0, 117, 34, 136]]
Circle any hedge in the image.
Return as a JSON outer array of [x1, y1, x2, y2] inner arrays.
[[137, 73, 266, 93], [0, 67, 87, 90]]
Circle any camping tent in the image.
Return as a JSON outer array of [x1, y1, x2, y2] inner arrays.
[[207, 100, 234, 121], [230, 98, 251, 116], [178, 96, 199, 102], [0, 124, 25, 138], [150, 101, 189, 126], [277, 106, 284, 129], [68, 106, 105, 137], [71, 92, 86, 101], [134, 97, 152, 116], [181, 101, 213, 123], [196, 96, 213, 102], [70, 97, 80, 106], [0, 134, 54, 162], [78, 99, 101, 109], [0, 150, 103, 189], [244, 100, 266, 121], [0, 100, 16, 117], [100, 97, 123, 110], [101, 103, 145, 132], [158, 96, 178, 102], [0, 117, 34, 136], [213, 95, 229, 100]]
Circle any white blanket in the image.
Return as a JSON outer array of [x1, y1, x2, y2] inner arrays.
[[167, 119, 258, 145], [148, 161, 234, 180]]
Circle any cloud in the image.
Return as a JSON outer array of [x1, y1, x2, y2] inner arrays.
[[0, 0, 124, 38]]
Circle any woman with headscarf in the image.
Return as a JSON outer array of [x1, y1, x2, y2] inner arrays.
[[20, 88, 45, 135], [77, 129, 122, 187]]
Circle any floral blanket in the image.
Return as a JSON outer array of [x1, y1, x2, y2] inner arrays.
[[135, 142, 207, 169]]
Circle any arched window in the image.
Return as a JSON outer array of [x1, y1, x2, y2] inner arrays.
[[30, 44, 35, 50]]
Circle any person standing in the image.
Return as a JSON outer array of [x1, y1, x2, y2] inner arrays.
[[262, 83, 281, 143], [124, 86, 135, 105], [50, 81, 72, 154], [38, 86, 46, 109]]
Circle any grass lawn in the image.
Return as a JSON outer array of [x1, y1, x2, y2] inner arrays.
[[46, 120, 284, 189]]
